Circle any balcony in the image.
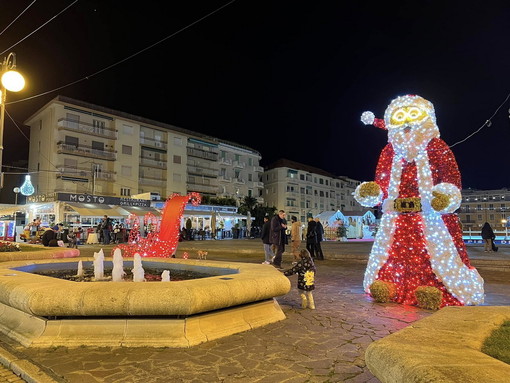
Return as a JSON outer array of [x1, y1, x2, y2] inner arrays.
[[233, 161, 245, 168], [256, 197, 265, 204], [253, 166, 264, 172], [57, 166, 116, 182], [218, 175, 232, 183], [187, 147, 218, 161], [140, 156, 167, 169], [253, 181, 264, 188], [233, 178, 245, 184], [139, 176, 166, 187], [186, 183, 219, 194], [187, 165, 218, 178], [57, 118, 117, 139], [140, 137, 167, 150], [57, 142, 116, 161], [219, 158, 232, 166]]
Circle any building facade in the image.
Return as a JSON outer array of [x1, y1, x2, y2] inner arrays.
[[458, 188, 510, 231], [262, 159, 362, 223], [25, 96, 263, 202]]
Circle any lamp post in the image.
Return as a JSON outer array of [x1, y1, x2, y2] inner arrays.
[[13, 187, 20, 241], [0, 53, 25, 189]]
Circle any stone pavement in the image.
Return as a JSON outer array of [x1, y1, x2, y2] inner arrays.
[[0, 240, 509, 383]]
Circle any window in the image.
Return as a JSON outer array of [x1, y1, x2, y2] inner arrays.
[[235, 154, 241, 161], [220, 151, 227, 159], [248, 158, 253, 166], [173, 155, 181, 164], [65, 136, 79, 146], [319, 191, 324, 197], [91, 141, 104, 151], [248, 174, 253, 181], [235, 170, 241, 178], [173, 137, 182, 146], [300, 174, 305, 180], [120, 188, 131, 196], [248, 189, 253, 197], [121, 166, 132, 177], [123, 124, 134, 135], [319, 178, 324, 185], [173, 173, 182, 183], [93, 119, 105, 134], [122, 145, 132, 155]]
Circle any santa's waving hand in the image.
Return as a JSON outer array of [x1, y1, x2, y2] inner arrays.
[[355, 95, 484, 307]]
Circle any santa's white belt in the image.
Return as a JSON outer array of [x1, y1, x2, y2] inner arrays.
[[393, 197, 422, 213]]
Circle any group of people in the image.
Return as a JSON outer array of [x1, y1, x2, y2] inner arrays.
[[261, 210, 319, 310]]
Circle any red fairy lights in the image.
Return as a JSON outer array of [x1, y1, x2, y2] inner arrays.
[[113, 192, 202, 258]]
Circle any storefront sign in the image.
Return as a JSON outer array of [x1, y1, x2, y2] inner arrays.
[[27, 193, 57, 203], [57, 193, 151, 207]]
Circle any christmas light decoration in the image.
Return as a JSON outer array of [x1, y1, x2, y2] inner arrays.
[[113, 192, 201, 258], [20, 175, 34, 196], [356, 95, 484, 307]]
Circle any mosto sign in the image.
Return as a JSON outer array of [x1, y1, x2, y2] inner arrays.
[[56, 193, 151, 207]]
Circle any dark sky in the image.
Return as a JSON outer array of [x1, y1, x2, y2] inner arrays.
[[4, 0, 510, 191]]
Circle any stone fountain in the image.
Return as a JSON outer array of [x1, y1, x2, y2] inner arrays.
[[0, 193, 290, 348]]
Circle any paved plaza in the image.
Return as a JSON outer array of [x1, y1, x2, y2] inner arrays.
[[0, 240, 509, 382]]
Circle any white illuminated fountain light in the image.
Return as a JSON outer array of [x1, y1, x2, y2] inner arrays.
[[111, 248, 126, 282]]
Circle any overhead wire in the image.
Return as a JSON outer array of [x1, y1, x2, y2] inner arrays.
[[0, 0, 38, 38], [0, 0, 79, 56], [8, 0, 237, 105], [449, 91, 510, 148]]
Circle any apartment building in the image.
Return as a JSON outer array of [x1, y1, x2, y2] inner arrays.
[[458, 188, 510, 230], [262, 158, 362, 222], [24, 96, 263, 201]]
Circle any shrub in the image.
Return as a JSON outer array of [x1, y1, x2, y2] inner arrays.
[[415, 286, 443, 310], [0, 240, 20, 252], [369, 280, 396, 303]]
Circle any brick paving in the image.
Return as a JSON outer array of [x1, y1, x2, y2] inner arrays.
[[0, 240, 509, 383]]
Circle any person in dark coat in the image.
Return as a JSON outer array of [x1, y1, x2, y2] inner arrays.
[[306, 216, 318, 259], [41, 226, 57, 247], [481, 222, 495, 252], [283, 248, 317, 309], [261, 216, 275, 264], [314, 217, 325, 260], [269, 210, 287, 269]]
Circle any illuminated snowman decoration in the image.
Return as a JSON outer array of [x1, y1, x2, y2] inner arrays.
[[355, 95, 484, 307]]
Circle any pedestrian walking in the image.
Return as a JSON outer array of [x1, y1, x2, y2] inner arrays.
[[270, 210, 287, 269], [306, 215, 318, 259], [261, 216, 275, 264], [283, 248, 316, 309], [314, 217, 325, 260], [481, 222, 495, 252], [101, 215, 112, 245], [290, 216, 302, 263]]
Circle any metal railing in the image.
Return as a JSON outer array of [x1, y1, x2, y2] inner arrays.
[[57, 143, 116, 160], [58, 118, 117, 139]]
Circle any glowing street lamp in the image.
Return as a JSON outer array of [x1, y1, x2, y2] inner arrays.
[[0, 52, 25, 189]]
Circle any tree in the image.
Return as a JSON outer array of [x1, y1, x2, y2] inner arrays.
[[238, 196, 258, 215]]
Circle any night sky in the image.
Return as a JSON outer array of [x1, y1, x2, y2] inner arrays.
[[3, 0, 510, 192]]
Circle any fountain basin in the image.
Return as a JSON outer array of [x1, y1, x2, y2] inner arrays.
[[0, 258, 291, 347]]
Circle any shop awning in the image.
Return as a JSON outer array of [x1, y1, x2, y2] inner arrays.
[[119, 206, 162, 216], [66, 203, 126, 217], [0, 205, 24, 216]]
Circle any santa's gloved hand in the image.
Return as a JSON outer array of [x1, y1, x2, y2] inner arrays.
[[358, 182, 381, 198], [431, 191, 450, 211]]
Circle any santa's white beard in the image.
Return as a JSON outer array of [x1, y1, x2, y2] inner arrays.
[[389, 120, 439, 162]]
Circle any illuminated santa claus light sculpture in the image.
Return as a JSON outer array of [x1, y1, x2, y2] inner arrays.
[[355, 94, 484, 307]]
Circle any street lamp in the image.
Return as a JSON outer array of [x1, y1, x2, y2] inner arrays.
[[13, 187, 19, 241], [0, 52, 25, 188]]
